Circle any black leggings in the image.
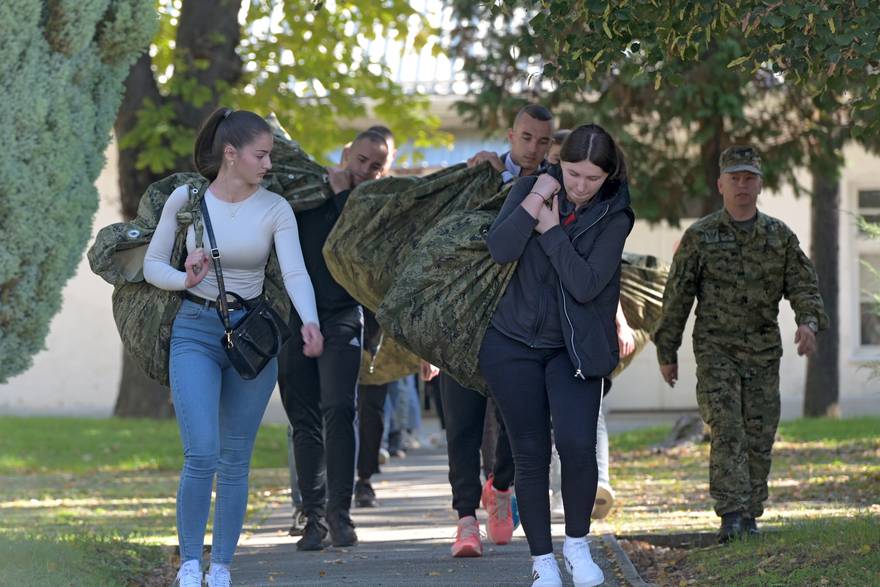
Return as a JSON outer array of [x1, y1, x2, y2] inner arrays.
[[479, 326, 602, 556]]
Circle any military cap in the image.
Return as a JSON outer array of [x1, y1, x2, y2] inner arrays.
[[719, 145, 762, 175]]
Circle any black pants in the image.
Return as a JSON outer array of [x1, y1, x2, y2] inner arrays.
[[479, 326, 602, 556], [357, 383, 388, 480], [439, 373, 515, 519], [278, 306, 362, 518]]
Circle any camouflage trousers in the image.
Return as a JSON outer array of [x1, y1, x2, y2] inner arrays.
[[695, 355, 780, 518]]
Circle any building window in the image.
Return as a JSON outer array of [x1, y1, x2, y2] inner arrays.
[[858, 190, 880, 346]]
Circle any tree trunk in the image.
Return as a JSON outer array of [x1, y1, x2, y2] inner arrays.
[[112, 0, 242, 418], [803, 165, 840, 417]]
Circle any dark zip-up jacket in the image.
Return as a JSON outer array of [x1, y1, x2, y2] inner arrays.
[[487, 166, 635, 379]]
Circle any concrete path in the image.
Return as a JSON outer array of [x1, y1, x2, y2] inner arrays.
[[232, 446, 623, 586]]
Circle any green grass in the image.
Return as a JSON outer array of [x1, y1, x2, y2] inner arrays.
[[0, 416, 293, 586], [606, 415, 880, 585], [0, 416, 290, 474], [687, 516, 880, 586]]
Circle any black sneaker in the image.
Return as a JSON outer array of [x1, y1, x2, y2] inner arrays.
[[718, 511, 744, 544], [296, 516, 328, 551], [327, 510, 358, 547], [354, 480, 377, 508], [742, 516, 760, 537], [288, 507, 308, 536]]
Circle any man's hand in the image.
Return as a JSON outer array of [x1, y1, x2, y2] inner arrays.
[[420, 360, 440, 382], [659, 363, 678, 388], [467, 151, 504, 172], [301, 323, 324, 358], [794, 325, 818, 356], [327, 166, 353, 194]]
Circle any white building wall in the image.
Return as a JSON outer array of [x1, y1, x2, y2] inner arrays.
[[1, 143, 878, 420]]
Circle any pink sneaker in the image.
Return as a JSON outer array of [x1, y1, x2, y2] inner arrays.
[[451, 515, 482, 557], [481, 476, 514, 545]]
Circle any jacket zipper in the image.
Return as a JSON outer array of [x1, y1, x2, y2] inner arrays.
[[561, 203, 610, 379]]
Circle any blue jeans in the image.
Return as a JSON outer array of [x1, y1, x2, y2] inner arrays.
[[169, 299, 277, 565]]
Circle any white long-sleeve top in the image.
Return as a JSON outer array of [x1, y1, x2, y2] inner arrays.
[[143, 185, 320, 326]]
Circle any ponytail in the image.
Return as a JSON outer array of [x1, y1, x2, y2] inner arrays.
[[193, 108, 271, 180]]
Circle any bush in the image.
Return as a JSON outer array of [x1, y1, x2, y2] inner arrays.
[[0, 1, 156, 381]]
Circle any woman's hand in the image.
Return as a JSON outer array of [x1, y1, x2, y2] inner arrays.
[[532, 173, 560, 199], [617, 320, 636, 358], [184, 248, 210, 288], [534, 193, 560, 234], [301, 323, 324, 357]]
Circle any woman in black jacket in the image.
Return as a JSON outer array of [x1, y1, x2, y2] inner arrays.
[[479, 124, 634, 587]]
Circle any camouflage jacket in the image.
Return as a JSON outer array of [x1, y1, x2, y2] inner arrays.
[[652, 208, 829, 365]]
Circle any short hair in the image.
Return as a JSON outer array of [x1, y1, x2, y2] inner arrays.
[[552, 129, 571, 145], [366, 125, 394, 142], [514, 104, 553, 127], [352, 129, 389, 148]]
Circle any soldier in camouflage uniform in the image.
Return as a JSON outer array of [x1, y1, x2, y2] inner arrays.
[[652, 145, 829, 543]]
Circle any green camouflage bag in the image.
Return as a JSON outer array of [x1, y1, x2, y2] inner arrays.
[[322, 162, 504, 384], [323, 162, 504, 311], [376, 209, 517, 392], [88, 173, 210, 385]]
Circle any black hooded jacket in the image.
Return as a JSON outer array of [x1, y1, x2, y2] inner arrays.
[[486, 165, 635, 379]]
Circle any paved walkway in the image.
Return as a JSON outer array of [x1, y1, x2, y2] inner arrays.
[[232, 446, 623, 586]]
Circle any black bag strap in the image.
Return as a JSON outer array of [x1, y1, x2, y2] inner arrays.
[[200, 197, 235, 346]]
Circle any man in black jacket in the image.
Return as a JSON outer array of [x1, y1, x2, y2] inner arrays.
[[441, 104, 555, 558], [278, 129, 389, 551]]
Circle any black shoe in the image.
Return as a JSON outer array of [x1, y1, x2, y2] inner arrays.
[[327, 510, 358, 547], [354, 480, 377, 508], [288, 507, 308, 536], [296, 516, 328, 551], [742, 516, 760, 537], [718, 512, 744, 544]]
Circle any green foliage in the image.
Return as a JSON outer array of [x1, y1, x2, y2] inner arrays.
[[127, 0, 451, 172], [460, 1, 880, 222], [0, 1, 156, 382]]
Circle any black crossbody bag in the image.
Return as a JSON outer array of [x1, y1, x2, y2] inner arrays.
[[201, 197, 291, 379]]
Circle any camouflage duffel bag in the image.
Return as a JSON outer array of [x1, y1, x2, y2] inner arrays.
[[323, 162, 503, 312], [262, 114, 336, 213], [376, 209, 518, 393], [88, 174, 210, 385]]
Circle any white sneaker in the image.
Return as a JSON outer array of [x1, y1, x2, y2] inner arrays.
[[205, 563, 232, 587], [563, 538, 604, 587], [173, 560, 202, 587], [531, 554, 563, 586], [591, 482, 615, 520]]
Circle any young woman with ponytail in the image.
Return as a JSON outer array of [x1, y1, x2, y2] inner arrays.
[[143, 108, 323, 587]]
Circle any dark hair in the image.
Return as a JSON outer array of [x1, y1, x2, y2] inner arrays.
[[559, 124, 626, 181], [193, 108, 272, 180], [514, 104, 553, 126], [552, 129, 571, 145], [366, 125, 394, 142], [352, 129, 389, 149]]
